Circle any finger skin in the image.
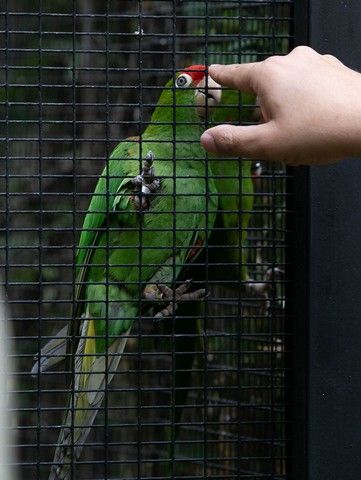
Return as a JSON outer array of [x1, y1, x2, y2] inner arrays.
[[202, 46, 361, 166], [323, 54, 344, 66], [209, 63, 259, 93], [201, 123, 275, 159]]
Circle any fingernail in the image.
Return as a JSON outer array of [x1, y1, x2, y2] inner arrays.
[[200, 132, 216, 152]]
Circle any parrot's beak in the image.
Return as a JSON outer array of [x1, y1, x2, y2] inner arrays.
[[195, 75, 222, 117]]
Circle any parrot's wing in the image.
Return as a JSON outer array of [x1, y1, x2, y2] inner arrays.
[[30, 140, 140, 375], [67, 141, 142, 368], [31, 325, 69, 376], [74, 139, 140, 311]]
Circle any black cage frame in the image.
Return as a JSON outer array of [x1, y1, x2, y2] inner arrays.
[[292, 1, 361, 479]]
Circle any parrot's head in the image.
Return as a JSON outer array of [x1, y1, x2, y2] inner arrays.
[[154, 65, 222, 123], [147, 65, 222, 137], [174, 64, 222, 117]]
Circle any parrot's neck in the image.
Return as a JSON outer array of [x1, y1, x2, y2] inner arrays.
[[144, 106, 204, 141]]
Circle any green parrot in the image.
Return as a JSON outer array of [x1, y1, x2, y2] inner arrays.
[[159, 88, 268, 472], [209, 88, 277, 301], [208, 88, 257, 286], [32, 65, 223, 480]]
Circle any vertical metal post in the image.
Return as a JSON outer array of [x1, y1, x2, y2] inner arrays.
[[293, 0, 361, 478], [289, 1, 309, 478]]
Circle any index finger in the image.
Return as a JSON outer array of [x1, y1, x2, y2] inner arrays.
[[208, 63, 259, 93]]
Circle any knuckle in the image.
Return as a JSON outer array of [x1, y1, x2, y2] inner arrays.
[[263, 56, 279, 66], [291, 45, 314, 56], [323, 53, 342, 66], [261, 55, 284, 73]]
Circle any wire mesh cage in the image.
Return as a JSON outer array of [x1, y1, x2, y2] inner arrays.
[[1, 1, 293, 478]]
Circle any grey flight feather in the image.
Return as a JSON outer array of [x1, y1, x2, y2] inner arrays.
[[48, 320, 131, 480], [31, 325, 69, 376]]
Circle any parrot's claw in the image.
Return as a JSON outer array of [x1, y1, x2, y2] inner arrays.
[[144, 279, 206, 321], [131, 150, 161, 210], [246, 267, 284, 314]]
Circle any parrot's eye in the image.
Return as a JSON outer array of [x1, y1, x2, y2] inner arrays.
[[175, 73, 193, 88]]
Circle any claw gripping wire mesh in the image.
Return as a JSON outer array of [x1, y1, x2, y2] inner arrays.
[[1, 1, 293, 478]]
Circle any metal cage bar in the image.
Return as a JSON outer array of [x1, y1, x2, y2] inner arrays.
[[1, 1, 294, 479]]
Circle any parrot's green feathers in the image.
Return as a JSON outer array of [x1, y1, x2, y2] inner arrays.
[[211, 88, 257, 126]]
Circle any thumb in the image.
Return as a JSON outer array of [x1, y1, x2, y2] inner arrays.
[[200, 123, 277, 159]]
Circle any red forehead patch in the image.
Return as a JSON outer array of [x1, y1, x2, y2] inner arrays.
[[181, 64, 206, 84]]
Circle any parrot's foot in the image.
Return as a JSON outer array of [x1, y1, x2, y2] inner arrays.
[[144, 279, 206, 321], [246, 267, 284, 314], [131, 150, 160, 210]]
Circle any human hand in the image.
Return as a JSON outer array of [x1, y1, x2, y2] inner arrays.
[[201, 46, 361, 166]]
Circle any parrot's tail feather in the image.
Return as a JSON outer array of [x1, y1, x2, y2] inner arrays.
[[48, 318, 131, 480], [31, 325, 69, 376]]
